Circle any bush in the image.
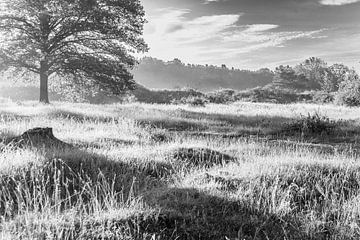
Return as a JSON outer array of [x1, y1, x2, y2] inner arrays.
[[311, 91, 334, 104], [134, 85, 204, 104], [283, 113, 338, 136], [206, 89, 237, 104], [237, 86, 311, 104], [121, 94, 138, 104], [334, 71, 360, 106], [182, 96, 208, 107]]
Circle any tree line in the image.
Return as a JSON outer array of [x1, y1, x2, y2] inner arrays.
[[132, 57, 275, 91]]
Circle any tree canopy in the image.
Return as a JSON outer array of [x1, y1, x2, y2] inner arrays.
[[272, 57, 356, 92], [0, 0, 148, 103]]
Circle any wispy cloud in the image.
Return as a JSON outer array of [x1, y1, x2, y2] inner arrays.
[[203, 0, 224, 4], [144, 9, 326, 65], [222, 25, 326, 47], [320, 0, 360, 5], [141, 0, 360, 71], [146, 8, 241, 44], [243, 24, 279, 33]]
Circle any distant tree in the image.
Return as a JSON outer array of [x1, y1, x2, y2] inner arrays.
[[326, 63, 352, 91], [335, 70, 360, 106], [319, 70, 337, 93], [295, 57, 328, 90], [313, 63, 353, 93], [272, 65, 307, 89], [258, 68, 272, 74], [0, 0, 147, 103], [273, 65, 296, 83], [133, 57, 274, 91], [171, 58, 183, 65], [329, 64, 350, 79]]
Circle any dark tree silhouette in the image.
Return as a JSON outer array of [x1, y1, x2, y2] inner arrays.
[[0, 0, 148, 103]]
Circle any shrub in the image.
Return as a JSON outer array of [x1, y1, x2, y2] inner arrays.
[[121, 94, 138, 104], [311, 91, 334, 104], [237, 86, 310, 104], [182, 96, 208, 107], [334, 71, 360, 106], [206, 89, 236, 104], [283, 113, 338, 136]]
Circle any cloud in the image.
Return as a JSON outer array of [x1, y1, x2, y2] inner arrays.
[[243, 24, 279, 33], [143, 9, 327, 66], [203, 0, 222, 4], [222, 25, 325, 45], [196, 28, 326, 63], [145, 8, 241, 44], [320, 0, 360, 5]]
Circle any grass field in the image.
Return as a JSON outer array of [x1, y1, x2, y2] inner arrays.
[[1, 100, 360, 239]]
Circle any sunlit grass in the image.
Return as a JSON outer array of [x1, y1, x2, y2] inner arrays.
[[1, 100, 360, 239]]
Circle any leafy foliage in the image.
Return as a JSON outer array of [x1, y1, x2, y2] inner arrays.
[[335, 70, 360, 106], [181, 96, 208, 107], [294, 57, 328, 90], [311, 91, 335, 104], [272, 58, 355, 94], [206, 89, 237, 104], [0, 0, 148, 102], [272, 65, 308, 90]]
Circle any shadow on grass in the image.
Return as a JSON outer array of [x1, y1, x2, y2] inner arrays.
[[176, 109, 291, 128], [134, 162, 360, 240], [1, 113, 360, 239], [137, 118, 209, 132], [135, 187, 309, 240], [2, 142, 356, 239], [135, 109, 294, 136], [154, 109, 360, 147], [0, 144, 173, 218]]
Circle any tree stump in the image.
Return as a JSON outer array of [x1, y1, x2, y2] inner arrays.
[[3, 128, 72, 149]]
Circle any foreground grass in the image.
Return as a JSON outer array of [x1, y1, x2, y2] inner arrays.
[[1, 100, 360, 239]]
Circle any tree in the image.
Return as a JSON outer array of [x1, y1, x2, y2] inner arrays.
[[294, 57, 328, 90], [272, 65, 307, 90], [327, 63, 352, 91], [335, 70, 360, 106], [311, 63, 355, 93], [0, 0, 147, 103]]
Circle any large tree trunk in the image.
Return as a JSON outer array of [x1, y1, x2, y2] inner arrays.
[[39, 12, 51, 104], [39, 60, 49, 104]]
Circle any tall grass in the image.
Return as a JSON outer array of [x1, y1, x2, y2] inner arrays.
[[1, 100, 360, 239], [0, 149, 155, 239]]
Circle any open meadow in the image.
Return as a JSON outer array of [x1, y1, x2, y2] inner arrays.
[[1, 100, 360, 239]]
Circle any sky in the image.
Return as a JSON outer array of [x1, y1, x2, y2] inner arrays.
[[140, 0, 360, 71]]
